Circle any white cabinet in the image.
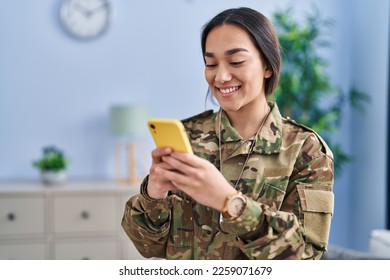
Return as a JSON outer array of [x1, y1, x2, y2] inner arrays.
[[0, 196, 45, 236], [53, 195, 117, 234], [0, 241, 47, 260], [53, 238, 118, 260], [0, 181, 144, 260]]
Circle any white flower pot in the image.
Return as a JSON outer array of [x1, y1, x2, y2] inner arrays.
[[41, 171, 67, 185]]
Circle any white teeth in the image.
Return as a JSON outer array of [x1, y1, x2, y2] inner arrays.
[[219, 86, 239, 94]]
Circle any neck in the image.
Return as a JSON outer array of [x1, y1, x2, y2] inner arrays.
[[225, 101, 270, 140]]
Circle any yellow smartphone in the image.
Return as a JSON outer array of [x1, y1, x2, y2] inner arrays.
[[147, 118, 193, 154]]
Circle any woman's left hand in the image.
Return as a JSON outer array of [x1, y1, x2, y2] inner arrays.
[[156, 152, 237, 211]]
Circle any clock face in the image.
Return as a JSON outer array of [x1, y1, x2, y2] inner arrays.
[[60, 0, 112, 39]]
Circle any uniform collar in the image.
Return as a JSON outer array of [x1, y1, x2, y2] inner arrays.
[[215, 101, 283, 155]]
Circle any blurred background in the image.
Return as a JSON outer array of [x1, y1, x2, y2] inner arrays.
[[0, 0, 389, 256]]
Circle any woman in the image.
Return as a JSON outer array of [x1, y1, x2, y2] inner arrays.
[[122, 7, 334, 260]]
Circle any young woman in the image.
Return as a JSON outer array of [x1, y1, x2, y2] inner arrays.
[[122, 7, 334, 260]]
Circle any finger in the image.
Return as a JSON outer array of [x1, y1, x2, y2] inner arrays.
[[155, 166, 189, 187], [150, 162, 176, 178], [157, 161, 177, 171], [170, 152, 204, 168], [162, 155, 194, 176], [151, 147, 173, 163]]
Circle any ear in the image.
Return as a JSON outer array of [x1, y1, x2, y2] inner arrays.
[[264, 67, 272, 79]]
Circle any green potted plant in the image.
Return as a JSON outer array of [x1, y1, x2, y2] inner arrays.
[[271, 7, 370, 176], [33, 146, 69, 185]]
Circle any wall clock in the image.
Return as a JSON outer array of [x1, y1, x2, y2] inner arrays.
[[59, 0, 112, 39]]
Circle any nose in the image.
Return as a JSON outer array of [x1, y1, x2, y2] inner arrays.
[[215, 64, 232, 83]]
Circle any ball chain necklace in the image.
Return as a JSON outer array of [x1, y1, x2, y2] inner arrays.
[[218, 104, 271, 190]]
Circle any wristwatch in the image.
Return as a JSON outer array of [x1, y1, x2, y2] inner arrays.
[[221, 191, 247, 220]]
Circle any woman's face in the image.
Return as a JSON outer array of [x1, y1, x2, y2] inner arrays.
[[204, 24, 272, 113]]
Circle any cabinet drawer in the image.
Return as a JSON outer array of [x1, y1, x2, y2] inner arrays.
[[54, 239, 118, 260], [0, 197, 45, 236], [53, 195, 116, 233], [0, 241, 47, 260]]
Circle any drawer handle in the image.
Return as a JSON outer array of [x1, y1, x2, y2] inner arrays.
[[81, 211, 90, 219], [7, 213, 16, 221]]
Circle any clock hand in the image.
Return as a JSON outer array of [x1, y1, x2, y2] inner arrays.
[[72, 2, 102, 18], [89, 3, 109, 16], [73, 2, 90, 16], [76, 4, 106, 19]]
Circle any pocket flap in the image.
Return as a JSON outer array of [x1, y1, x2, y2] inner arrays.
[[300, 189, 334, 214]]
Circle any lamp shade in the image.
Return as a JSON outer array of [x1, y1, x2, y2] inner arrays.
[[109, 104, 149, 136]]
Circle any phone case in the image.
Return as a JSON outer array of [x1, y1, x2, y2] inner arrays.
[[147, 118, 193, 154]]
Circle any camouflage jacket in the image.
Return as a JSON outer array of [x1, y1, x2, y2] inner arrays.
[[122, 102, 334, 260]]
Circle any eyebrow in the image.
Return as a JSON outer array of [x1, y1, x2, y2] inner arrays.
[[204, 48, 249, 58]]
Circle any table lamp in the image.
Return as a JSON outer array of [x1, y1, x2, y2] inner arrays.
[[109, 104, 149, 185]]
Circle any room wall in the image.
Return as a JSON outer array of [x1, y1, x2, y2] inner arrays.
[[349, 0, 389, 251], [0, 0, 388, 252]]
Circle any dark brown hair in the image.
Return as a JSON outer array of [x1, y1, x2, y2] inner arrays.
[[201, 7, 281, 96]]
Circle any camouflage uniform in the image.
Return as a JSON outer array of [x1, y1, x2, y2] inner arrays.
[[122, 102, 334, 260]]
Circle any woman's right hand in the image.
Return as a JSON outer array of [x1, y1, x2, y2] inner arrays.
[[147, 147, 177, 199]]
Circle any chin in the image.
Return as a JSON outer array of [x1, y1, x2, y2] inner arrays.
[[214, 95, 248, 112], [219, 103, 243, 113]]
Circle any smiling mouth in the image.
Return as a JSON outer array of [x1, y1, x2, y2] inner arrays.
[[217, 86, 241, 96]]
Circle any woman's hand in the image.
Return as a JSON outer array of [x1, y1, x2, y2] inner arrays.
[[155, 152, 237, 211], [147, 147, 178, 199]]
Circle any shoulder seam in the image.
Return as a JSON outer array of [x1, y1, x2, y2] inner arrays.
[[284, 117, 333, 158]]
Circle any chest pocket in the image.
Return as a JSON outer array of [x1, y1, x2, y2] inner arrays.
[[256, 182, 286, 211], [255, 167, 290, 211]]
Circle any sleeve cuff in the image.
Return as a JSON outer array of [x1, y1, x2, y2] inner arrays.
[[220, 198, 262, 236], [139, 175, 171, 226]]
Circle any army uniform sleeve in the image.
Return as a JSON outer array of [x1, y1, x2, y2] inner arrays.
[[121, 175, 172, 258], [220, 132, 334, 260], [286, 133, 334, 259]]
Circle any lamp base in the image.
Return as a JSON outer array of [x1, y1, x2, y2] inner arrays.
[[114, 142, 146, 186]]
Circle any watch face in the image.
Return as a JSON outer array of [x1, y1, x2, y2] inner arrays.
[[60, 0, 112, 39], [228, 196, 245, 217]]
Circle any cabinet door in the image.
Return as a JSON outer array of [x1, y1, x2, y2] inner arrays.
[[54, 239, 118, 260], [0, 197, 45, 236], [53, 195, 116, 234], [0, 241, 47, 260]]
